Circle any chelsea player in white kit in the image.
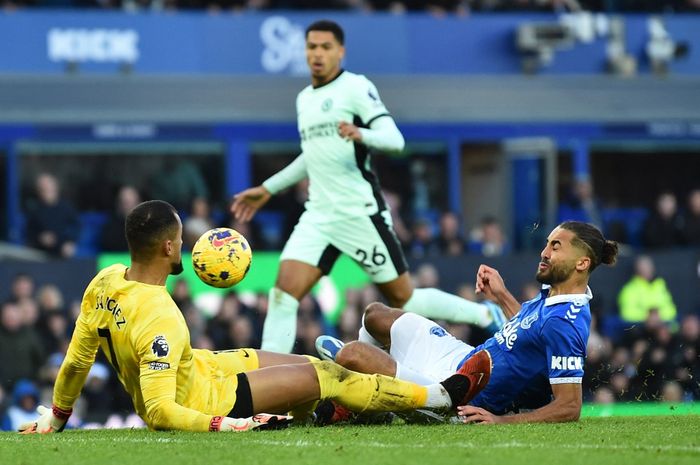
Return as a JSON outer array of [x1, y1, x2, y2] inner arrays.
[[232, 20, 504, 354], [319, 221, 619, 423]]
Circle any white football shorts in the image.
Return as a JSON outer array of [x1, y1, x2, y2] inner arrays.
[[389, 312, 475, 382], [280, 209, 408, 283]]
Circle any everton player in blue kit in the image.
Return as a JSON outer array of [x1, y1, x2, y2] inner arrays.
[[316, 221, 618, 423]]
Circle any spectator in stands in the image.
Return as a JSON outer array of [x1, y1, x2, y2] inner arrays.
[[35, 285, 69, 355], [24, 173, 80, 258], [383, 189, 412, 249], [413, 263, 440, 289], [591, 386, 615, 404], [630, 322, 676, 400], [425, 0, 468, 16], [100, 185, 141, 252], [561, 177, 603, 229], [408, 218, 439, 258], [0, 301, 45, 391], [294, 295, 324, 355], [206, 292, 254, 349], [436, 211, 466, 256], [468, 215, 510, 257], [149, 159, 208, 212], [642, 191, 685, 249], [618, 255, 677, 323], [279, 179, 310, 250], [10, 273, 34, 305], [183, 197, 215, 249], [671, 314, 700, 400], [366, 0, 409, 13], [0, 379, 40, 432], [682, 188, 700, 247]]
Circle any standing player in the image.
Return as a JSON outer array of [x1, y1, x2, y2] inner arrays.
[[18, 200, 484, 434], [231, 19, 504, 354], [318, 221, 618, 423]]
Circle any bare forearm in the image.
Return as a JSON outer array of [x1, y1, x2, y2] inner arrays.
[[494, 290, 521, 320], [499, 400, 580, 424]]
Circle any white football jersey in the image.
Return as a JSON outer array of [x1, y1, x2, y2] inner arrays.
[[296, 70, 394, 221]]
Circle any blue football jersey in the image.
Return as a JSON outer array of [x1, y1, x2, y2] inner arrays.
[[466, 286, 592, 414]]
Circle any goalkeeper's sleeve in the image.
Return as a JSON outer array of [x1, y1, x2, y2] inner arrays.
[[53, 308, 99, 411]]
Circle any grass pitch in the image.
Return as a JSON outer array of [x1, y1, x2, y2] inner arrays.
[[1, 416, 698, 465]]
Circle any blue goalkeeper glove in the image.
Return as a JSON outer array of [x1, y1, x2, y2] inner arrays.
[[18, 405, 72, 434], [209, 413, 292, 432]]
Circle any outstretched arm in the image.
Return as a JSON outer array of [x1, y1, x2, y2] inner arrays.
[[231, 154, 307, 222], [457, 383, 582, 424], [475, 264, 521, 319], [19, 308, 99, 433]]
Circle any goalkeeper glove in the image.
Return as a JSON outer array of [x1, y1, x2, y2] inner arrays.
[[209, 413, 292, 432], [18, 405, 72, 434]]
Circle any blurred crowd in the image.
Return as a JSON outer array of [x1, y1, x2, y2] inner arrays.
[[15, 171, 700, 260], [1, 254, 698, 429], [2, 0, 700, 13]]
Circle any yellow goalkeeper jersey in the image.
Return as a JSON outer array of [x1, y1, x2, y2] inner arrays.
[[53, 264, 254, 431]]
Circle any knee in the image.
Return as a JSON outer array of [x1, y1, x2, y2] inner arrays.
[[364, 301, 390, 323], [335, 341, 366, 372]]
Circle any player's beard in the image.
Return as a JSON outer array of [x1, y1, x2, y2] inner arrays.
[[170, 259, 184, 276], [536, 260, 575, 285]]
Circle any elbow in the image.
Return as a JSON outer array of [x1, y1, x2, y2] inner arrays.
[[562, 402, 581, 422], [390, 135, 405, 154], [145, 402, 172, 431]]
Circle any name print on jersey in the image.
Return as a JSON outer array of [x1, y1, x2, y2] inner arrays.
[[95, 293, 126, 329]]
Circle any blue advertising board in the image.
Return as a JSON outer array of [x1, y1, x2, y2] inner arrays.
[[0, 11, 698, 75]]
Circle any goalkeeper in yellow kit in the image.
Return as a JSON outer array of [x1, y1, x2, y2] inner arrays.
[[19, 200, 488, 433]]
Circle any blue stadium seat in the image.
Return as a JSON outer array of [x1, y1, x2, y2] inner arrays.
[[76, 212, 108, 257], [253, 211, 285, 248], [601, 207, 649, 247]]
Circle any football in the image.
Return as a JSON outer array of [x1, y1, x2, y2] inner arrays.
[[191, 228, 252, 288]]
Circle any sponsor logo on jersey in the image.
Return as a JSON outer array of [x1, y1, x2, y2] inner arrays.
[[430, 325, 447, 337], [550, 356, 583, 371], [495, 320, 520, 350], [148, 361, 170, 370], [152, 335, 169, 357]]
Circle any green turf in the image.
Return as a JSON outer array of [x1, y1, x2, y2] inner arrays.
[[1, 416, 698, 465]]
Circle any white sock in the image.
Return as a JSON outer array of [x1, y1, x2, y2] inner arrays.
[[424, 384, 453, 409], [403, 288, 492, 327], [357, 313, 383, 347], [260, 287, 299, 353], [395, 362, 437, 386]]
